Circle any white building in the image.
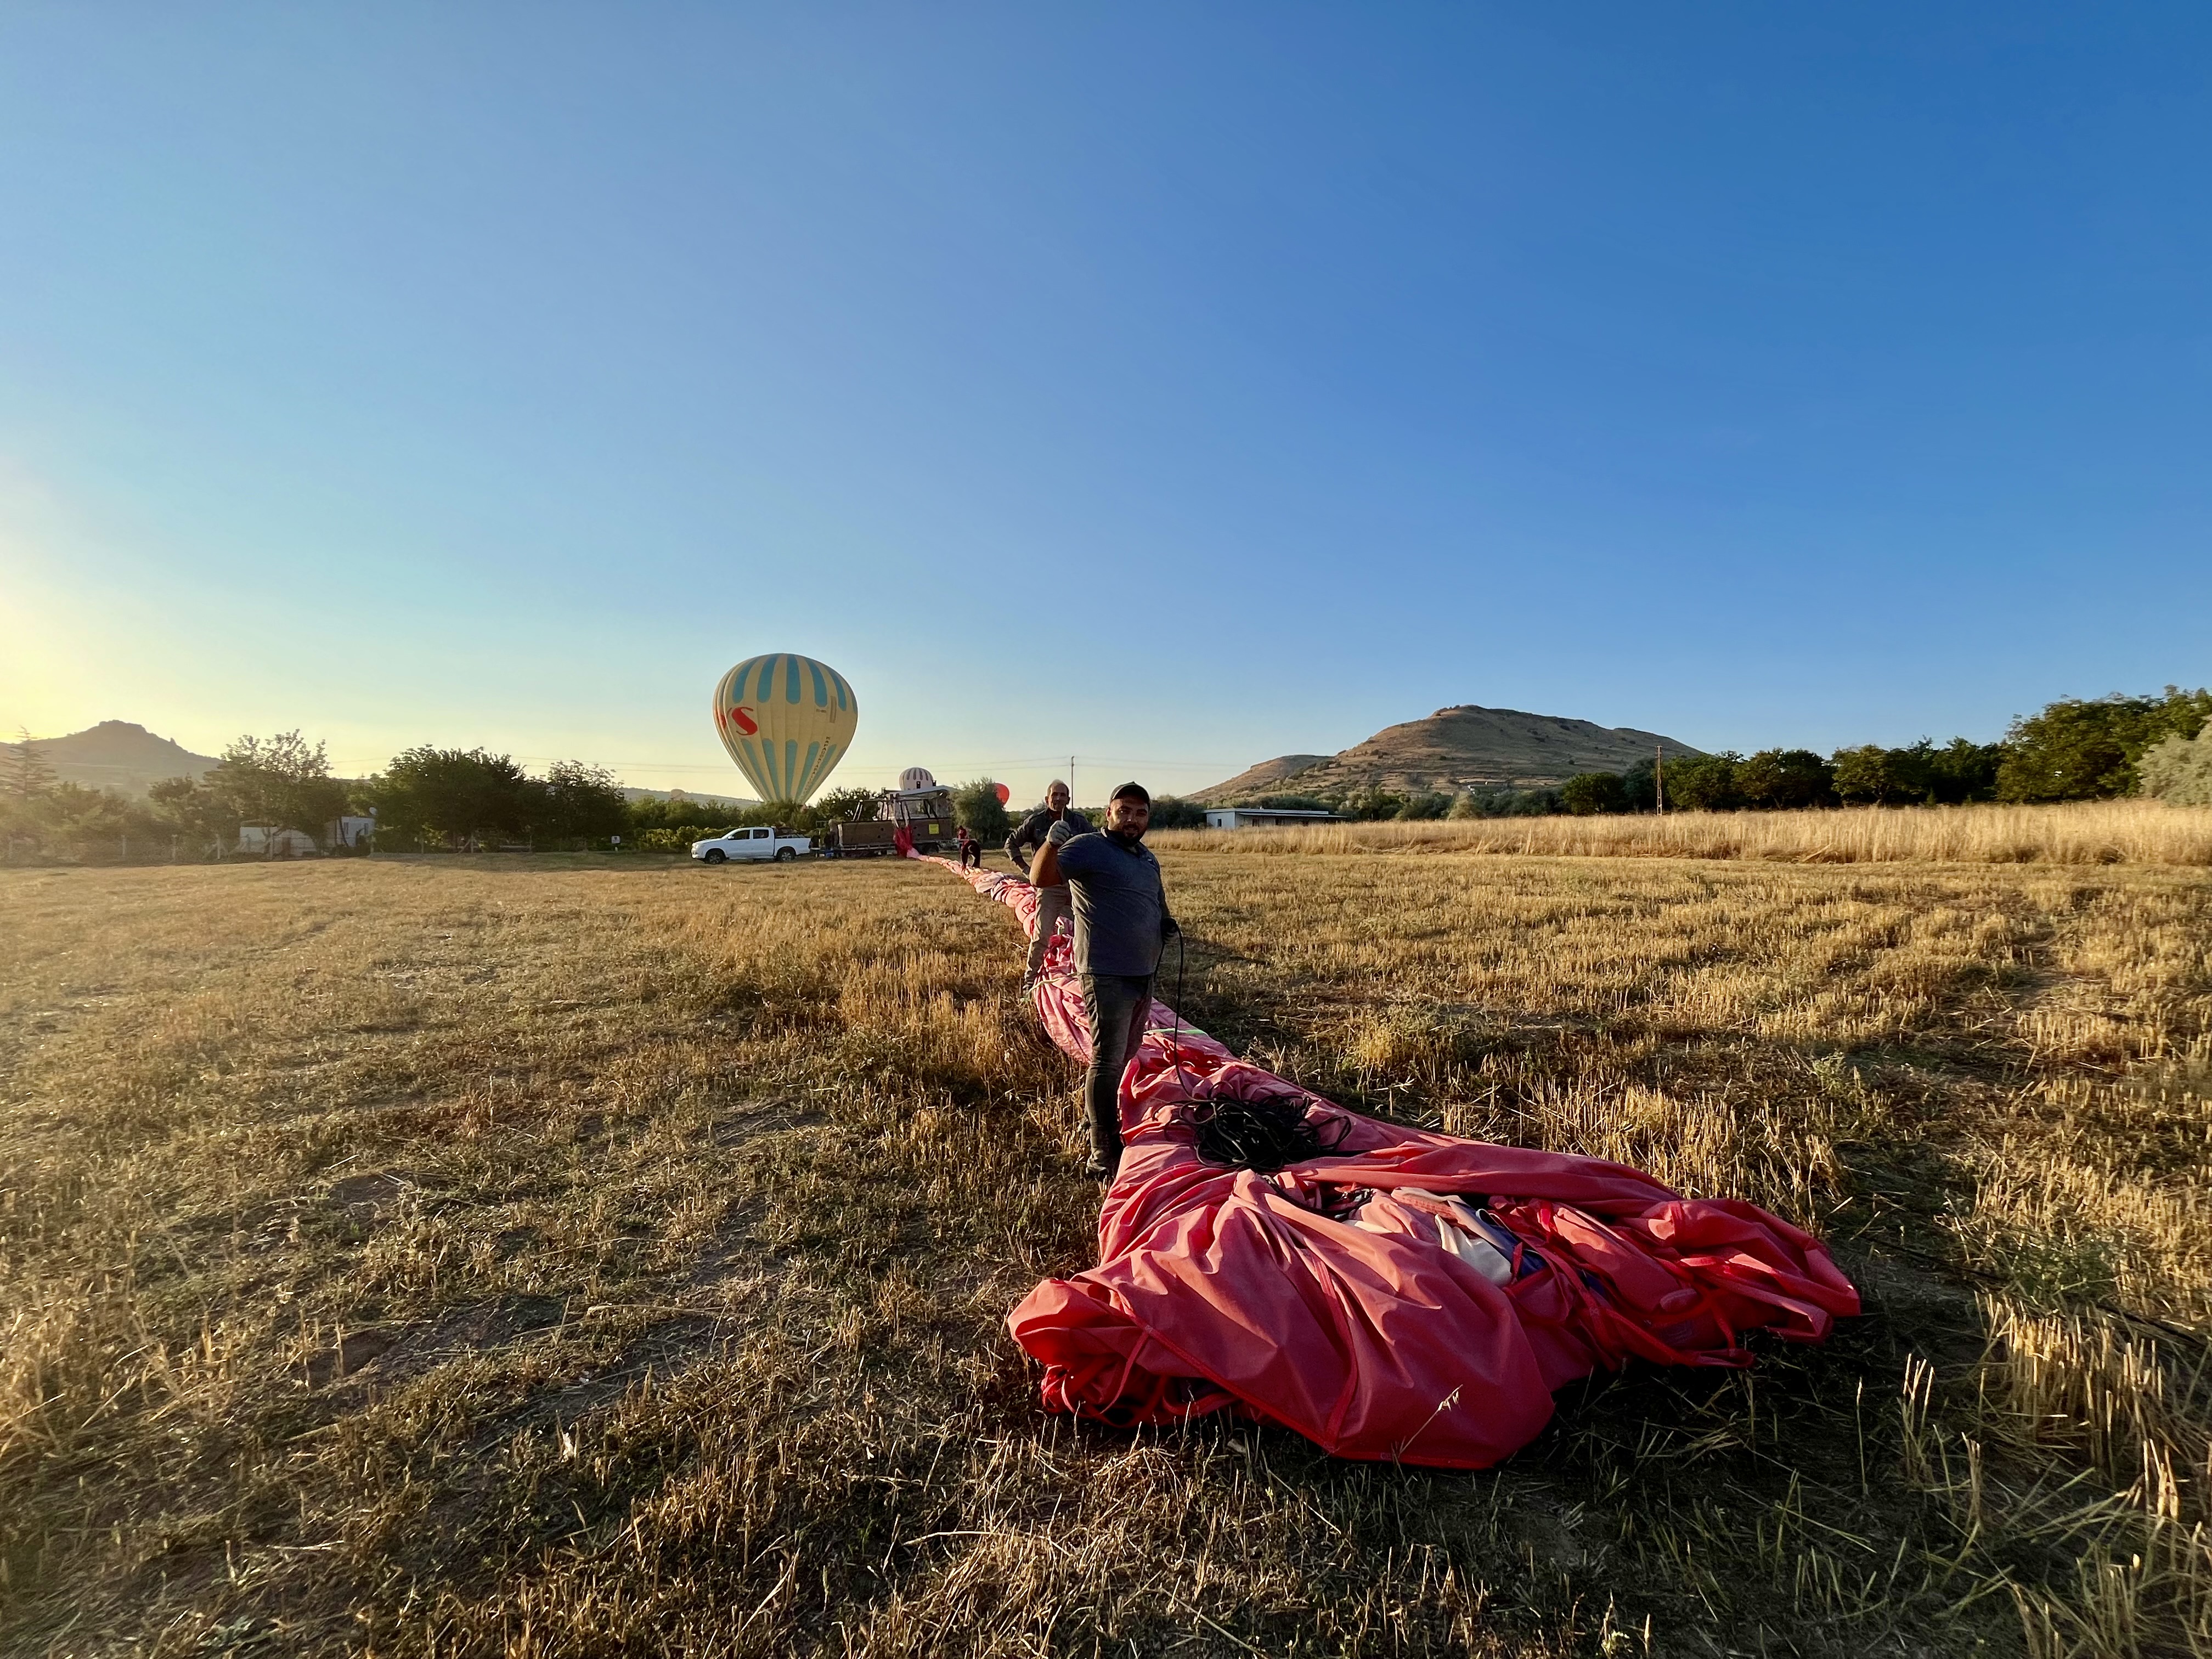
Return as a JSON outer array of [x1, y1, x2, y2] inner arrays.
[[1203, 807, 1339, 830]]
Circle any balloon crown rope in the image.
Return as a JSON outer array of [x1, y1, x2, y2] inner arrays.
[[906, 839, 1861, 1470]]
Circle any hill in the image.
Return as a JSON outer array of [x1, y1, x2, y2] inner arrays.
[[1193, 705, 1704, 800], [25, 721, 219, 796]]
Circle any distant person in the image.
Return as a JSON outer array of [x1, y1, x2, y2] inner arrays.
[[1006, 781, 1093, 988], [957, 824, 981, 868], [1028, 781, 1177, 1183]]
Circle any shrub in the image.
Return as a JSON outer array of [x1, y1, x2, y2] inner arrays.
[[1561, 772, 1628, 816], [1396, 791, 1454, 821], [1338, 789, 1409, 821], [1148, 796, 1210, 830], [2138, 721, 2212, 806]]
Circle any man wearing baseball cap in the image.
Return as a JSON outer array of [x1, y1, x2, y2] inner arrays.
[[1028, 781, 1178, 1182]]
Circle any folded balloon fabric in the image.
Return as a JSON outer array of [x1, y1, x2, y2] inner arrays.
[[925, 857, 1861, 1470]]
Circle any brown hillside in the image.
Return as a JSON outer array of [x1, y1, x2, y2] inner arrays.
[[1193, 706, 1703, 800], [28, 721, 218, 797], [1190, 753, 1331, 800]]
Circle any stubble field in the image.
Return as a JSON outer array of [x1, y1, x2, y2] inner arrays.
[[2, 846, 2209, 1657]]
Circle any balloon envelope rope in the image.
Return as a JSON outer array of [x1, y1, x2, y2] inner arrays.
[[915, 847, 1861, 1470]]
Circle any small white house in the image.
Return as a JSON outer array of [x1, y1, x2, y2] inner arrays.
[[1204, 807, 1339, 830], [235, 825, 321, 858], [326, 814, 377, 849]]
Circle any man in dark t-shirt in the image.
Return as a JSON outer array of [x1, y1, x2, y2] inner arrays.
[[1028, 781, 1177, 1181]]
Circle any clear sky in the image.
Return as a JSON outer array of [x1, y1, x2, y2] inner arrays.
[[2, 5, 2207, 800]]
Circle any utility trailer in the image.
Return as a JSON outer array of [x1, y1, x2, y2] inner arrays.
[[821, 786, 960, 858]]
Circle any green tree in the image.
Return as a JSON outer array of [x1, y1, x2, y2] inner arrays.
[[207, 731, 351, 850], [1997, 689, 2212, 802], [147, 776, 241, 855], [1561, 772, 1629, 816], [523, 761, 629, 845], [738, 799, 817, 831], [368, 748, 531, 848], [1395, 791, 1453, 820], [815, 786, 879, 822], [951, 778, 1011, 842], [1831, 745, 1893, 805], [4, 729, 57, 800], [1736, 749, 1834, 810], [1664, 753, 1743, 811], [1922, 738, 2004, 804]]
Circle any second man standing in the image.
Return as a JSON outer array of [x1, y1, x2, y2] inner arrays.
[[1005, 780, 1092, 989]]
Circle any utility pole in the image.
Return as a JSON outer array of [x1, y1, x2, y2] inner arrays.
[[1069, 755, 1076, 809], [1655, 745, 1666, 816]]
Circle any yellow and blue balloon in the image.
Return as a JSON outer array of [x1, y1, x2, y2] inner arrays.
[[712, 653, 857, 803]]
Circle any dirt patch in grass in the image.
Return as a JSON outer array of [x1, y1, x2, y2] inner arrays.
[[2, 853, 2208, 1655]]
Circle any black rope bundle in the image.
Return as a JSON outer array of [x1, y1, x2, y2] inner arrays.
[[1183, 1094, 1350, 1173]]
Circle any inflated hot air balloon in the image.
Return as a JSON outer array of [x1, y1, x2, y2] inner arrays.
[[992, 782, 1011, 805], [713, 654, 857, 802]]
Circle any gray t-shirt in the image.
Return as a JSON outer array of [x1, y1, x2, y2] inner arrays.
[[1055, 831, 1173, 977]]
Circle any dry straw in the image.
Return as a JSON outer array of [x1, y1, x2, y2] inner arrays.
[[1152, 798, 2212, 866]]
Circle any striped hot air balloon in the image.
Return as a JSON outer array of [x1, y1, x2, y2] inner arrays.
[[712, 654, 858, 803]]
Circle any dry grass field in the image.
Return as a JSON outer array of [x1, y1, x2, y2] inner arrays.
[[1152, 799, 2212, 867], [3, 845, 2209, 1657]]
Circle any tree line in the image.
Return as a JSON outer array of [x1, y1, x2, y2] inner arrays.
[[9, 685, 2208, 863], [0, 732, 1051, 862], [1218, 688, 2212, 820], [0, 734, 643, 862]]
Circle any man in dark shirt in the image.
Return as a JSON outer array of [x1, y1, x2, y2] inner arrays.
[[1005, 781, 1093, 989], [1028, 781, 1177, 1181]]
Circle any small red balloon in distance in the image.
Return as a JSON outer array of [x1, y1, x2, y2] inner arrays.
[[992, 782, 1010, 804]]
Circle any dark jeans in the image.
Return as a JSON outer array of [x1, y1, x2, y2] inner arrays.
[[1080, 972, 1153, 1173]]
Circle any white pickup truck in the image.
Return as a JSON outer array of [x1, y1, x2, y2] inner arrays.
[[691, 826, 811, 865]]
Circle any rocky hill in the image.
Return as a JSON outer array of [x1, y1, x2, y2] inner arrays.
[[25, 721, 219, 796], [1194, 706, 1704, 800]]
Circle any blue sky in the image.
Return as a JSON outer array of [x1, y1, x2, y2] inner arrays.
[[2, 4, 2206, 799]]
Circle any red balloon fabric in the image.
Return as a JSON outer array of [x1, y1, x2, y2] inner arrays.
[[992, 781, 1012, 804], [921, 856, 1860, 1469]]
